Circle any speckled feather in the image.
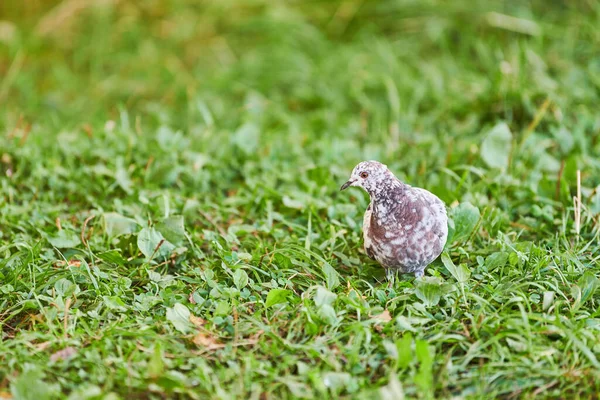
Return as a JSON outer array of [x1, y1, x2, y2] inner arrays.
[[342, 161, 448, 278]]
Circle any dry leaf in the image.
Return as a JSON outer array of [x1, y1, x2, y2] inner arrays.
[[373, 310, 392, 323], [0, 391, 13, 399], [50, 346, 77, 362], [53, 259, 82, 268], [34, 341, 52, 351], [189, 314, 207, 328], [250, 330, 264, 342], [192, 333, 221, 350]]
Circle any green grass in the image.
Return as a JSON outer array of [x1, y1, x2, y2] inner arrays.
[[1, 0, 600, 398]]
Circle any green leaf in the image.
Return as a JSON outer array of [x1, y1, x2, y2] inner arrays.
[[379, 372, 405, 400], [10, 365, 53, 400], [317, 304, 338, 325], [322, 372, 350, 392], [575, 271, 599, 310], [148, 270, 162, 282], [54, 278, 78, 297], [137, 227, 176, 260], [265, 288, 291, 307], [553, 127, 574, 154], [214, 300, 231, 316], [102, 296, 128, 312], [537, 150, 561, 172], [283, 380, 312, 399], [103, 212, 139, 237], [485, 252, 508, 270], [415, 339, 433, 367], [156, 215, 186, 245], [115, 157, 133, 194], [155, 372, 187, 391], [322, 262, 340, 290], [481, 122, 512, 169], [591, 185, 600, 214], [282, 196, 305, 210], [395, 316, 417, 333], [314, 286, 337, 307], [441, 253, 470, 284], [414, 277, 443, 307], [312, 286, 338, 325], [383, 340, 398, 360], [66, 385, 103, 400], [233, 269, 249, 289], [1, 284, 14, 294], [148, 343, 164, 379], [47, 230, 80, 248], [396, 333, 413, 369], [414, 340, 434, 394], [166, 303, 192, 334], [449, 202, 480, 244], [96, 250, 127, 266], [232, 122, 259, 154], [543, 291, 555, 311], [506, 337, 527, 352]]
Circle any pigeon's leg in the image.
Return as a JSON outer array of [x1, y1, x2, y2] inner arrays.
[[386, 268, 397, 288], [414, 269, 424, 279]]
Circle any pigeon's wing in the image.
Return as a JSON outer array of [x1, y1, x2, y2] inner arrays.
[[412, 188, 448, 242], [363, 202, 377, 260], [388, 187, 448, 268]]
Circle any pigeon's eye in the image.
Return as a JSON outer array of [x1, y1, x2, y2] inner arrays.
[[360, 172, 369, 179]]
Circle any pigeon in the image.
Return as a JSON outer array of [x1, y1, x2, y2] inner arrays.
[[340, 160, 448, 279]]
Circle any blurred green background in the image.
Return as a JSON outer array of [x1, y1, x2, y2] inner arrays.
[[3, 0, 599, 131], [1, 1, 600, 399]]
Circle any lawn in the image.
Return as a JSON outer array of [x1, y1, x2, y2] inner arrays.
[[1, 0, 600, 399]]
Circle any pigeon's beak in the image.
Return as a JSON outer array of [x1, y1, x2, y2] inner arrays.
[[340, 180, 354, 191]]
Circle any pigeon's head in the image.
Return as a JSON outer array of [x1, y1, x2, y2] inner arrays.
[[340, 160, 394, 194]]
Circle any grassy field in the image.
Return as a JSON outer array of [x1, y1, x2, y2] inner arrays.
[[1, 0, 600, 398]]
